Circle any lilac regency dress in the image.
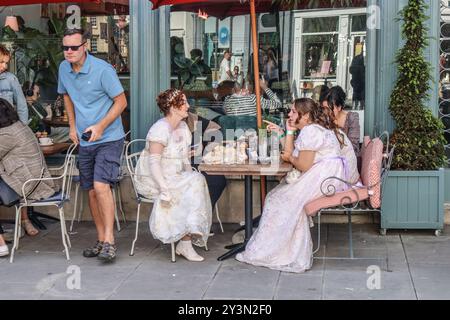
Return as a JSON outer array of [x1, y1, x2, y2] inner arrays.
[[236, 124, 348, 273]]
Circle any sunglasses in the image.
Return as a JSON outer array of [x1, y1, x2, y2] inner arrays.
[[62, 42, 86, 52]]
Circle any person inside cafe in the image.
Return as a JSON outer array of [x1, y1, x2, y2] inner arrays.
[[58, 28, 127, 262], [0, 98, 58, 242], [263, 47, 279, 88], [223, 78, 283, 116], [190, 49, 212, 87], [134, 88, 212, 262], [185, 111, 227, 235], [0, 44, 28, 125], [218, 49, 233, 84], [22, 81, 70, 143], [322, 86, 361, 155], [232, 65, 244, 88], [236, 98, 351, 273]]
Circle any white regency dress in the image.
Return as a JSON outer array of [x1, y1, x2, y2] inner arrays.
[[135, 118, 212, 246]]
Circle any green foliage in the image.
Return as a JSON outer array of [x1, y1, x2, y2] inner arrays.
[[0, 16, 66, 87], [170, 36, 204, 89], [389, 0, 446, 170]]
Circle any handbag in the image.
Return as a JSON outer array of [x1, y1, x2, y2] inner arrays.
[[0, 177, 20, 207]]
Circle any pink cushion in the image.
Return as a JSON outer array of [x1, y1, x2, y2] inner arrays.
[[360, 136, 371, 160], [305, 187, 369, 217], [360, 138, 383, 209]]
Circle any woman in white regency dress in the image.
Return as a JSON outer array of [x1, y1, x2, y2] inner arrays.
[[135, 89, 212, 262], [236, 98, 356, 273]]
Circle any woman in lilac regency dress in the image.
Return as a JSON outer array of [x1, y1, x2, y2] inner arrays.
[[236, 98, 355, 273]]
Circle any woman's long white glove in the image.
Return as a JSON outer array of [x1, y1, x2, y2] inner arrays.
[[148, 154, 172, 206]]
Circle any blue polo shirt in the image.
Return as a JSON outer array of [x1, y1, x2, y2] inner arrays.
[[57, 53, 125, 146]]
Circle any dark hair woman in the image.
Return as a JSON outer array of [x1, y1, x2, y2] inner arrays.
[[0, 98, 57, 243], [236, 97, 353, 273], [323, 86, 361, 155]]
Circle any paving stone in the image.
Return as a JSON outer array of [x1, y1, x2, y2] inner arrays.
[[409, 264, 450, 300], [401, 235, 450, 266], [322, 269, 416, 300], [0, 282, 44, 300], [275, 273, 323, 300], [203, 261, 280, 300], [40, 266, 136, 300]]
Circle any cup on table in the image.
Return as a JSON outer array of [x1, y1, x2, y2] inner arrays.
[[39, 137, 53, 146]]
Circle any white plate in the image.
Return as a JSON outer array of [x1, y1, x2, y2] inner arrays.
[[39, 142, 54, 147]]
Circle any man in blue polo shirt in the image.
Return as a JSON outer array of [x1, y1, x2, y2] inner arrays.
[[58, 28, 127, 262]]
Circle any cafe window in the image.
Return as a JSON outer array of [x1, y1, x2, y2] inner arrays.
[[301, 34, 338, 79], [0, 1, 131, 134]]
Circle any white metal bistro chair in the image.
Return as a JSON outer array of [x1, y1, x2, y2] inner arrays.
[[305, 132, 395, 261], [10, 144, 78, 263], [126, 139, 183, 262]]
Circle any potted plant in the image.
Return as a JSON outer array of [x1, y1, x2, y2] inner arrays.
[[381, 0, 446, 235]]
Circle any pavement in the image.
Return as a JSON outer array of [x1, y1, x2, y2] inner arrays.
[[0, 220, 449, 300]]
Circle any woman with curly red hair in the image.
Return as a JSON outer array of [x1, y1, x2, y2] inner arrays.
[[135, 89, 212, 262]]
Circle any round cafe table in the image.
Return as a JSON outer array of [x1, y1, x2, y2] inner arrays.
[[199, 160, 292, 261]]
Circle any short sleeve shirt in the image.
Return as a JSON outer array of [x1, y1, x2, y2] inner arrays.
[[57, 53, 124, 146]]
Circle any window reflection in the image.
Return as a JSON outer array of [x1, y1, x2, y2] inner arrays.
[[0, 1, 131, 133]]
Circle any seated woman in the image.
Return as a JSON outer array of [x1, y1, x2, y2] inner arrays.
[[236, 98, 348, 273], [135, 89, 212, 262], [185, 112, 226, 234], [0, 98, 57, 246], [322, 86, 361, 155], [22, 82, 70, 143]]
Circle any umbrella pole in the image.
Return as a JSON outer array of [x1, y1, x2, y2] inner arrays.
[[249, 0, 267, 208]]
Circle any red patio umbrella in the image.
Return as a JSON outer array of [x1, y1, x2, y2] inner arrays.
[[153, 0, 276, 19], [0, 0, 96, 5]]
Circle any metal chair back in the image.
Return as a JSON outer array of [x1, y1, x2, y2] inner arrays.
[[125, 139, 147, 201]]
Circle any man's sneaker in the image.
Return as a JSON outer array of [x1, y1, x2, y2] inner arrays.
[[83, 240, 104, 258], [98, 242, 116, 262]]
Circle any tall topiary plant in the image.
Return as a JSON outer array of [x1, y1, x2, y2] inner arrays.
[[389, 0, 446, 170]]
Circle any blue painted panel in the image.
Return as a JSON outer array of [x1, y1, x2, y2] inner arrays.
[[381, 170, 444, 230]]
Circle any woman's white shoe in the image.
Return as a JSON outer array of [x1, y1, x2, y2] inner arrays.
[[175, 240, 204, 262], [0, 245, 9, 257]]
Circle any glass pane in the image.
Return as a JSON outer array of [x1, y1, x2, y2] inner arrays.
[[303, 17, 339, 33], [1, 1, 131, 135], [302, 34, 338, 78], [348, 36, 366, 110], [351, 15, 367, 32]]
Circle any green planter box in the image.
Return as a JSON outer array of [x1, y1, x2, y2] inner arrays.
[[381, 169, 444, 236]]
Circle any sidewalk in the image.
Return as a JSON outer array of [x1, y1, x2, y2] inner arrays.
[[0, 221, 449, 300]]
